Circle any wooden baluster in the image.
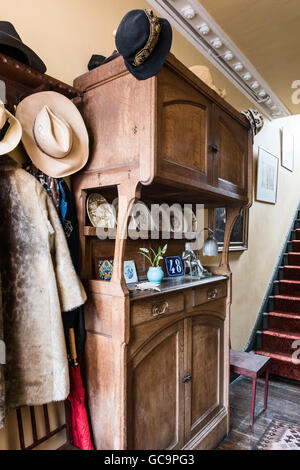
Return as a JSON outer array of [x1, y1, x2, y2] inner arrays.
[[43, 404, 50, 435], [29, 406, 38, 443], [16, 408, 25, 450]]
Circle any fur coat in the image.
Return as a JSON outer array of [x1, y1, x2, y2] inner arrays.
[[0, 156, 86, 429]]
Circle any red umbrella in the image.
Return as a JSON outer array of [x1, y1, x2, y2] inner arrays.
[[67, 328, 94, 450]]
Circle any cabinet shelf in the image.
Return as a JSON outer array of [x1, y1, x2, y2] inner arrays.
[[83, 226, 197, 241]]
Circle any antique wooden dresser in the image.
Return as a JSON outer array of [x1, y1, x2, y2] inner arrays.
[[73, 53, 253, 450]]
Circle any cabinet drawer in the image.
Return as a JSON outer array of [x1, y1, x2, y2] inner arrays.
[[193, 282, 227, 307], [131, 293, 185, 327]]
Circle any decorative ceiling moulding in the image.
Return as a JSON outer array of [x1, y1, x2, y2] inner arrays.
[[147, 0, 290, 119]]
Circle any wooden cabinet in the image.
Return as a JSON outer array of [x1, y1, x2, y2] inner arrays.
[[157, 65, 214, 189], [212, 105, 250, 198], [127, 321, 185, 450], [184, 314, 225, 443], [127, 282, 227, 451], [73, 53, 253, 451], [74, 53, 252, 206]]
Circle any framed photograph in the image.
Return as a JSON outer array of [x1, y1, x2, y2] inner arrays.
[[256, 147, 279, 204], [124, 260, 138, 284], [281, 129, 294, 172], [164, 256, 184, 277], [208, 208, 249, 252]]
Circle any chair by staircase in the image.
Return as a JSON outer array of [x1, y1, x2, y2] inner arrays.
[[254, 209, 300, 381]]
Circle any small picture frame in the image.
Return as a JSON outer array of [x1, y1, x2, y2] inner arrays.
[[256, 147, 279, 204], [281, 129, 294, 172], [124, 260, 138, 284], [209, 207, 249, 252], [165, 256, 184, 278], [98, 259, 114, 282]]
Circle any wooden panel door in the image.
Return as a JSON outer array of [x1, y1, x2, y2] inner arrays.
[[127, 321, 185, 450], [156, 67, 214, 189], [184, 314, 224, 442], [213, 106, 249, 198]]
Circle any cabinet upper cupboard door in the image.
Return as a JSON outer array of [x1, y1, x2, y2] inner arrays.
[[213, 106, 250, 199], [127, 321, 185, 450], [156, 67, 214, 189]]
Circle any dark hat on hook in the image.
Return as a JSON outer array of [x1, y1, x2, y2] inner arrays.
[[115, 9, 172, 80], [0, 21, 46, 73], [241, 108, 264, 136]]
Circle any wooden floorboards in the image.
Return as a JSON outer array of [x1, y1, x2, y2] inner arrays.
[[217, 376, 300, 450]]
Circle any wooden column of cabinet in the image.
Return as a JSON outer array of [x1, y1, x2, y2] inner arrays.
[[73, 53, 253, 450]]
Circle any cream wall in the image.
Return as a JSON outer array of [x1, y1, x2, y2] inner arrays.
[[202, 115, 300, 349], [0, 0, 252, 111], [229, 115, 300, 349], [0, 0, 295, 451]]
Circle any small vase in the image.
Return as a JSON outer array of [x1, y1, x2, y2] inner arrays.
[[147, 266, 164, 284]]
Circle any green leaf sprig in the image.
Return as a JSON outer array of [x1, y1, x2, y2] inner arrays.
[[139, 245, 167, 267]]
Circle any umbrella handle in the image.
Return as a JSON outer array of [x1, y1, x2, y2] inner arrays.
[[69, 328, 78, 365]]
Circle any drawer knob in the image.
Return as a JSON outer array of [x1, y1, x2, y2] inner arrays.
[[152, 301, 169, 317], [182, 374, 192, 384], [207, 288, 218, 300]]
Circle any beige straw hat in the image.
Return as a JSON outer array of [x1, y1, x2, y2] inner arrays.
[[0, 100, 22, 155], [16, 91, 89, 178], [189, 65, 227, 99]]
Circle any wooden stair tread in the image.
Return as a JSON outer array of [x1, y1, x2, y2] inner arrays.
[[279, 279, 300, 285], [256, 350, 298, 363], [274, 294, 300, 301], [268, 311, 300, 320], [260, 329, 300, 340]]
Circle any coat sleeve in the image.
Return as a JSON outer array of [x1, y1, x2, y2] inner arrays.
[[44, 188, 87, 313]]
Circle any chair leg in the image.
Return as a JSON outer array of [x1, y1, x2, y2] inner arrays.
[[250, 379, 257, 429], [264, 369, 270, 411]]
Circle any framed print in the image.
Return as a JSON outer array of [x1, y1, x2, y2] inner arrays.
[[281, 129, 294, 172], [256, 147, 279, 204], [208, 207, 249, 252], [164, 256, 184, 277], [124, 260, 138, 284]]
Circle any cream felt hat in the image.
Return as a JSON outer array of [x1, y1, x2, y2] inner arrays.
[[16, 91, 89, 178], [0, 100, 22, 155]]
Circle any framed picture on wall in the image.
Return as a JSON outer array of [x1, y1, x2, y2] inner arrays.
[[281, 129, 294, 172], [256, 147, 279, 204], [209, 207, 249, 252]]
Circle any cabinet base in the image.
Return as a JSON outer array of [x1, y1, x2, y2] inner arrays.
[[183, 408, 228, 450]]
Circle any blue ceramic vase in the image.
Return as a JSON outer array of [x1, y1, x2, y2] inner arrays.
[[147, 266, 164, 284]]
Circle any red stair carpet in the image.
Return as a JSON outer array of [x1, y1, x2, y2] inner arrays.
[[256, 230, 300, 381]]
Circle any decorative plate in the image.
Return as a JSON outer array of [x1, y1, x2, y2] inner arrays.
[[129, 202, 152, 231], [87, 193, 115, 228], [170, 211, 197, 233]]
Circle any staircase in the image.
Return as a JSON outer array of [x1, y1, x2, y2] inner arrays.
[[253, 207, 300, 381]]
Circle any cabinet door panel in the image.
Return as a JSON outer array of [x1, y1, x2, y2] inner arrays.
[[214, 106, 249, 197], [185, 314, 224, 441], [157, 68, 213, 189], [127, 322, 185, 450]]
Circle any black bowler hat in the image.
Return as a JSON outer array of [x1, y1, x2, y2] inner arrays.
[[115, 9, 172, 80], [0, 21, 46, 73]]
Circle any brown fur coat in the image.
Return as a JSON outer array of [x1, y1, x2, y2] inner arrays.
[[0, 156, 86, 429]]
